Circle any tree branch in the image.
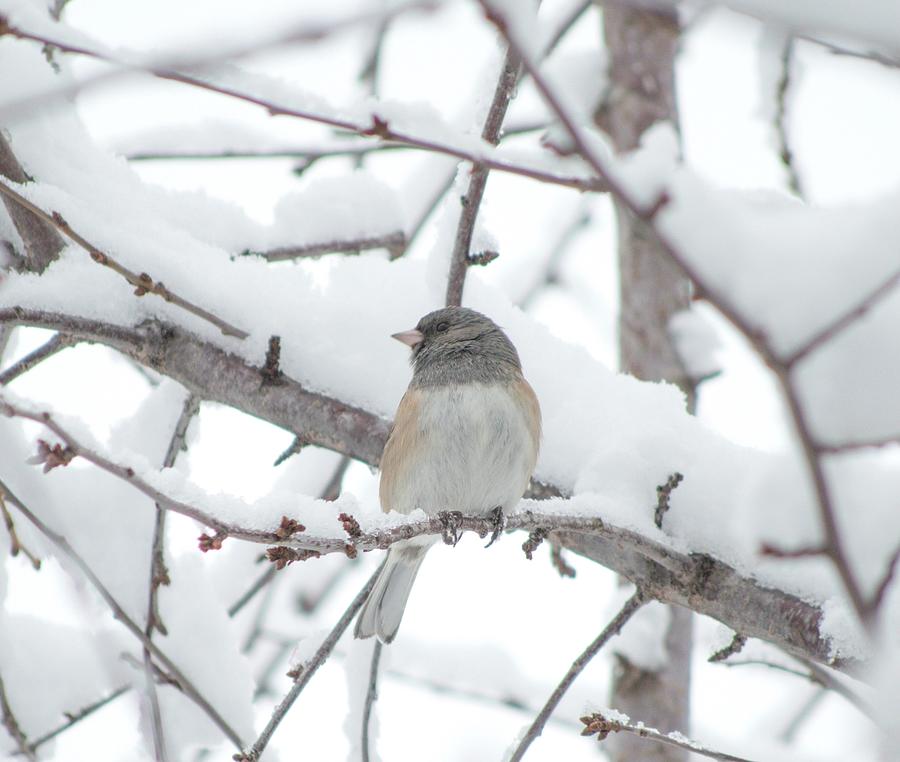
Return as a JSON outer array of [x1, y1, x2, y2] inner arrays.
[[0, 479, 245, 750], [246, 231, 406, 262], [0, 133, 64, 273], [361, 641, 383, 762], [445, 46, 520, 306], [0, 671, 36, 761], [0, 178, 248, 339], [0, 311, 859, 672], [1, 21, 605, 194], [12, 685, 131, 756], [0, 332, 77, 386], [580, 711, 761, 762], [234, 563, 383, 761], [508, 590, 646, 762]]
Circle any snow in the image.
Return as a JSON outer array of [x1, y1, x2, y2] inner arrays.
[[1, 1, 897, 760], [718, 0, 900, 54]]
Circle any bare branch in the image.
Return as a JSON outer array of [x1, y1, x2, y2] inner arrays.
[[13, 685, 131, 756], [508, 590, 646, 762], [0, 671, 36, 761], [142, 391, 198, 760], [653, 472, 683, 529], [0, 479, 245, 750], [707, 633, 747, 663], [228, 455, 352, 619], [784, 265, 900, 368], [247, 231, 406, 262], [0, 21, 606, 194], [0, 178, 248, 339], [772, 36, 804, 198], [234, 563, 383, 762], [446, 46, 520, 306], [580, 711, 761, 762], [361, 641, 383, 762], [0, 309, 392, 467], [0, 332, 77, 386], [0, 133, 64, 273], [0, 488, 40, 568]]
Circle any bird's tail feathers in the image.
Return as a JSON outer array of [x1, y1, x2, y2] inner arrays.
[[355, 541, 429, 644]]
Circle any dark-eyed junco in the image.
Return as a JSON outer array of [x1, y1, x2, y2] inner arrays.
[[355, 307, 541, 643]]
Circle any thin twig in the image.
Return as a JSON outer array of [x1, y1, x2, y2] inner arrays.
[[361, 641, 383, 762], [143, 392, 199, 762], [0, 2, 441, 119], [228, 454, 353, 622], [0, 397, 605, 552], [0, 671, 36, 761], [0, 332, 77, 386], [234, 563, 383, 761], [0, 178, 248, 339], [773, 36, 804, 197], [15, 685, 131, 755], [446, 46, 520, 306], [707, 633, 747, 663], [517, 206, 591, 309], [784, 265, 900, 368], [0, 489, 40, 568], [507, 590, 645, 762], [0, 479, 244, 749], [580, 710, 761, 762], [247, 232, 406, 262], [0, 23, 605, 194], [229, 566, 278, 619], [653, 472, 683, 529]]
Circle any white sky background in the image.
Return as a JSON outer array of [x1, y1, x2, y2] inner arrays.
[[2, 0, 900, 760]]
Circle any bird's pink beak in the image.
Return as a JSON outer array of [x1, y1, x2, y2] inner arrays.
[[391, 329, 424, 348]]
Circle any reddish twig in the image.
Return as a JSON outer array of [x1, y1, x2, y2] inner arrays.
[[1, 21, 604, 194], [0, 178, 248, 339], [784, 265, 900, 368]]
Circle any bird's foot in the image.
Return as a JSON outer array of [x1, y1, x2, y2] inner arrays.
[[484, 506, 506, 548], [438, 511, 465, 546]]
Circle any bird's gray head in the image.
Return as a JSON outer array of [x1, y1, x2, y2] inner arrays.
[[391, 307, 522, 385]]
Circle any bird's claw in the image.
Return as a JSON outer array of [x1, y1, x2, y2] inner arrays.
[[438, 511, 465, 546], [484, 506, 506, 548]]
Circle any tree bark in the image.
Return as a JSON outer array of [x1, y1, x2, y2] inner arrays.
[[597, 5, 693, 759], [0, 134, 65, 273]]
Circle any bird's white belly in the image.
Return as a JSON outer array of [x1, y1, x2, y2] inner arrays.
[[388, 383, 536, 516]]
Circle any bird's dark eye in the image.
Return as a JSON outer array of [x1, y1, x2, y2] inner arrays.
[[436, 321, 449, 332]]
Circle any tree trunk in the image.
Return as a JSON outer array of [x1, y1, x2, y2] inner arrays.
[[597, 5, 694, 760]]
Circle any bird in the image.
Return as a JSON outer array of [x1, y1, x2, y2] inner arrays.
[[354, 306, 541, 644]]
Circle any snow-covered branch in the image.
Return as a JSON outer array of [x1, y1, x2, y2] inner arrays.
[[0, 389, 858, 674]]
